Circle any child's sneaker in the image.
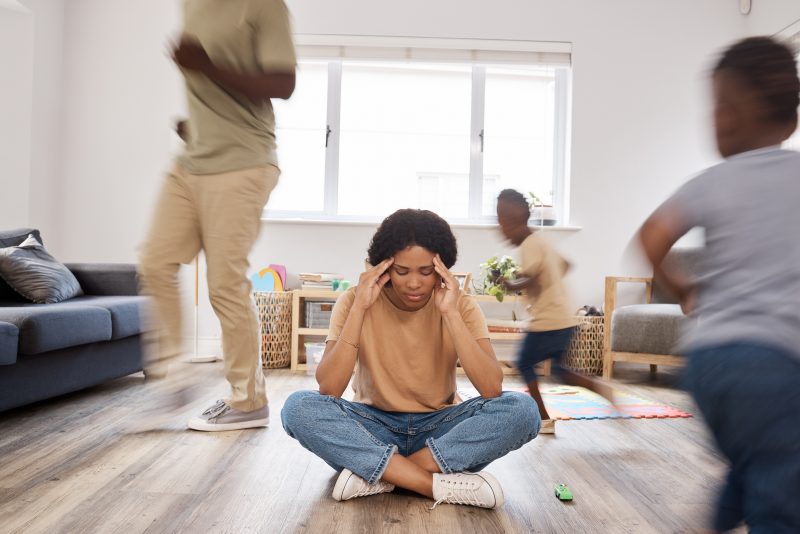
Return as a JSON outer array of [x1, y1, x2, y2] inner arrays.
[[431, 472, 504, 509], [332, 469, 395, 501], [187, 399, 269, 431], [540, 419, 556, 434]]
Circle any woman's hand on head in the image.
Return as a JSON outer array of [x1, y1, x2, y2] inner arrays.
[[433, 254, 459, 315], [354, 258, 393, 311]]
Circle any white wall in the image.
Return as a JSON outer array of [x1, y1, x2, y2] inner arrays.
[[54, 0, 183, 262], [747, 0, 800, 36], [49, 0, 762, 346], [20, 0, 65, 242], [0, 1, 34, 229]]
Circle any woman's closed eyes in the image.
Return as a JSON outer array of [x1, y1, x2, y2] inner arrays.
[[393, 266, 434, 276]]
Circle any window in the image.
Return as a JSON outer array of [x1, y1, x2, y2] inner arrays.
[[270, 62, 328, 212], [338, 62, 472, 218], [267, 37, 571, 224], [483, 66, 557, 213]]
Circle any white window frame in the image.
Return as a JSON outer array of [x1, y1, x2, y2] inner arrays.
[[264, 35, 573, 225]]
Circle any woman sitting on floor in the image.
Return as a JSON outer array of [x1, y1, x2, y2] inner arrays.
[[281, 208, 540, 509]]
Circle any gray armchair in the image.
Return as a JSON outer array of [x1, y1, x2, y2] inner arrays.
[[602, 248, 703, 379]]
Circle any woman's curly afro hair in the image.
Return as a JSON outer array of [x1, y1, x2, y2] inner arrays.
[[367, 209, 458, 268]]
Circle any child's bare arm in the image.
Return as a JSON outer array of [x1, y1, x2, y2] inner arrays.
[[501, 275, 538, 292]]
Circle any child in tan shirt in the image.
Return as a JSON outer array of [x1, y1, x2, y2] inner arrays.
[[496, 189, 613, 434]]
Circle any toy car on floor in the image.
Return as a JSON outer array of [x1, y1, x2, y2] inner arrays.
[[554, 483, 573, 501]]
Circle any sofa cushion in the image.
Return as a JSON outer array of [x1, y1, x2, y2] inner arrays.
[[0, 228, 42, 302], [0, 321, 18, 365], [611, 304, 686, 355], [0, 305, 111, 355], [60, 296, 148, 339], [0, 234, 83, 304]]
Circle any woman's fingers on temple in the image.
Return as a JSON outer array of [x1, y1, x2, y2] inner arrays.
[[363, 258, 391, 281], [374, 258, 393, 275], [434, 258, 456, 285]]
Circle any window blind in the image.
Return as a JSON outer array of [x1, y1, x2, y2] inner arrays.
[[295, 35, 571, 67]]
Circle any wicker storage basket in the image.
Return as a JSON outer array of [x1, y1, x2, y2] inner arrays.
[[564, 316, 605, 375], [254, 292, 293, 368]]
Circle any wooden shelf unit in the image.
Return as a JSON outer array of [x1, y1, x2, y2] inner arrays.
[[296, 327, 328, 336], [290, 289, 339, 372], [468, 294, 522, 303], [290, 289, 548, 376]]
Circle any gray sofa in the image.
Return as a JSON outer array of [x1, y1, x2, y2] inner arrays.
[[0, 228, 146, 412]]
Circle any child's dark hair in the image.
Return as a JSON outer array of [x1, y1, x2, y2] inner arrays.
[[715, 36, 800, 124], [497, 189, 531, 220], [367, 209, 457, 268]]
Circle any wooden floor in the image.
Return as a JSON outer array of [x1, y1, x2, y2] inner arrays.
[[0, 363, 740, 534]]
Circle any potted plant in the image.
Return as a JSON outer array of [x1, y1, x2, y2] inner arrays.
[[528, 191, 558, 226], [475, 255, 521, 302]]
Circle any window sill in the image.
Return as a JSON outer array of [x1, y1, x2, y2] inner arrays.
[[261, 215, 582, 232]]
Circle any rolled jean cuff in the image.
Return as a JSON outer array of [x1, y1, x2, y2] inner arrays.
[[425, 437, 453, 474], [367, 443, 398, 485]]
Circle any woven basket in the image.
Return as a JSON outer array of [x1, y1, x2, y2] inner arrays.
[[564, 316, 605, 376], [254, 292, 293, 369]]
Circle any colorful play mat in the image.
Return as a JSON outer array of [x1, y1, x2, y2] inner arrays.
[[459, 386, 693, 420]]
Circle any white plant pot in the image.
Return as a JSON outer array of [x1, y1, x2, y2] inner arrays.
[[531, 206, 558, 226]]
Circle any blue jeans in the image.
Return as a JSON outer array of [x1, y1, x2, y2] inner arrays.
[[281, 391, 540, 484], [685, 343, 800, 533]]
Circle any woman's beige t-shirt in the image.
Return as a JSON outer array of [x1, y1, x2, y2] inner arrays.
[[326, 287, 490, 413]]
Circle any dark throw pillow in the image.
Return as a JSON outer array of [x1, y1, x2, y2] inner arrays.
[[0, 234, 83, 304]]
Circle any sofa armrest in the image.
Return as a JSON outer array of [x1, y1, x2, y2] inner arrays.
[[65, 263, 139, 296], [0, 321, 18, 365], [603, 276, 653, 360], [604, 276, 653, 313]]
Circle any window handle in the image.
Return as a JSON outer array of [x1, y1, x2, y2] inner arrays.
[[479, 129, 485, 153], [325, 125, 332, 148]]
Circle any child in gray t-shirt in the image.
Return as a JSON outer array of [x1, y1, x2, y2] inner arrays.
[[639, 37, 800, 532]]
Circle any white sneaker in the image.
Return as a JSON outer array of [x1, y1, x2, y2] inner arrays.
[[431, 471, 504, 509], [540, 419, 556, 435], [332, 469, 395, 501]]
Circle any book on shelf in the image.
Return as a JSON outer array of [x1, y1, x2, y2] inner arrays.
[[299, 272, 342, 282], [485, 319, 528, 333], [487, 325, 526, 333], [301, 281, 334, 290]]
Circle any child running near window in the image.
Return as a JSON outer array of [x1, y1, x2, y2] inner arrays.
[[496, 189, 614, 434]]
